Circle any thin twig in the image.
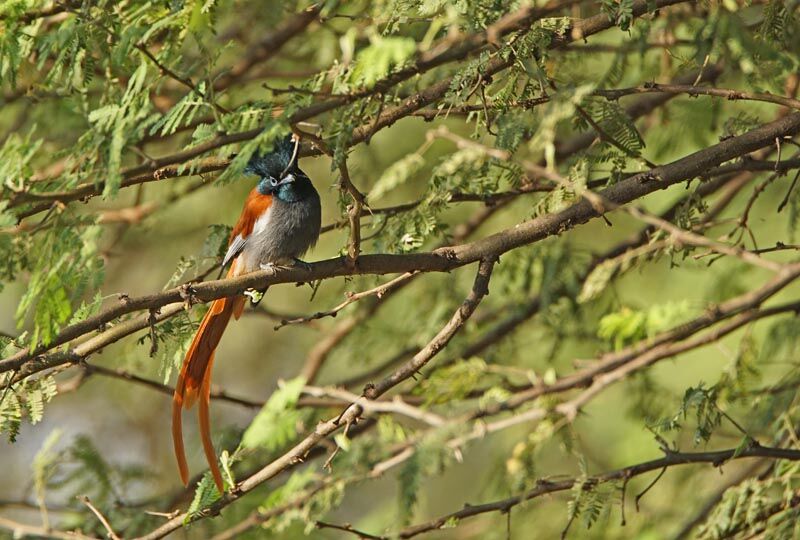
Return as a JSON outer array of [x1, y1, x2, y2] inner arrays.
[[11, 0, 679, 219], [7, 110, 800, 382], [274, 272, 416, 329], [395, 445, 800, 538], [0, 516, 99, 540], [78, 496, 121, 540], [132, 258, 496, 539], [316, 520, 385, 540]]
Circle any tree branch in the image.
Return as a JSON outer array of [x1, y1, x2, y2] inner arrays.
[[396, 445, 800, 538], [10, 0, 689, 219], [596, 83, 800, 112], [5, 111, 799, 380], [131, 258, 495, 539]]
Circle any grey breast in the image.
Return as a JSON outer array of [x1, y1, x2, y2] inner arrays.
[[243, 195, 321, 269]]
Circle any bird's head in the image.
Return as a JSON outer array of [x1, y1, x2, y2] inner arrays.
[[245, 134, 315, 202]]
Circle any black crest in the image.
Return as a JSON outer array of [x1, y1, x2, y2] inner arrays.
[[244, 134, 298, 179]]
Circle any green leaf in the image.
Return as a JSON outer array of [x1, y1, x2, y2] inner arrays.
[[415, 358, 490, 405], [186, 473, 222, 520], [598, 301, 693, 350], [150, 83, 208, 137], [201, 224, 232, 260], [597, 307, 647, 350], [349, 35, 416, 88], [578, 260, 617, 303], [0, 385, 22, 443], [370, 152, 425, 201], [240, 377, 305, 451], [398, 451, 420, 524], [32, 429, 62, 512]]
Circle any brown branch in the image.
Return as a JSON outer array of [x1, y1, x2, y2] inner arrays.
[[82, 363, 262, 409], [298, 130, 366, 265], [6, 303, 185, 384], [364, 258, 495, 398], [0, 0, 78, 24], [78, 495, 121, 540], [750, 242, 800, 254], [199, 285, 800, 540], [410, 75, 798, 134], [562, 39, 696, 53], [0, 515, 99, 540], [302, 385, 444, 426], [620, 204, 783, 271], [339, 159, 365, 266], [274, 272, 416, 329], [595, 83, 800, 112], [134, 44, 228, 115], [5, 111, 800, 381], [131, 258, 495, 540], [477, 268, 800, 422], [11, 0, 686, 219], [316, 521, 384, 540], [210, 5, 322, 92], [395, 445, 800, 539], [14, 158, 229, 220], [82, 360, 439, 419]]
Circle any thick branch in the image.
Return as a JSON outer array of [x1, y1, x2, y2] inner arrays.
[[10, 0, 688, 218], [132, 258, 495, 540], [5, 111, 799, 378]]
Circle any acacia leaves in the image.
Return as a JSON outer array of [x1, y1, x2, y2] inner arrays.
[[348, 33, 416, 89], [15, 222, 104, 347], [186, 377, 307, 517], [3, 1, 800, 539], [597, 301, 693, 350], [0, 374, 56, 442], [240, 377, 305, 451]]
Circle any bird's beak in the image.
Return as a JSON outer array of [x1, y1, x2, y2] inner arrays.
[[277, 174, 296, 186]]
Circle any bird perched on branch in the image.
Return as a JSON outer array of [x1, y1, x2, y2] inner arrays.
[[171, 134, 321, 492]]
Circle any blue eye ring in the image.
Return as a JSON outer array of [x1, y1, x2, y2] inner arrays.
[[269, 176, 278, 187]]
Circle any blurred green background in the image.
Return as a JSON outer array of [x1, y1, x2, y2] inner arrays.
[[2, 1, 800, 538]]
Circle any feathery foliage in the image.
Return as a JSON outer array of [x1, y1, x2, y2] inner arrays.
[[2, 1, 800, 539]]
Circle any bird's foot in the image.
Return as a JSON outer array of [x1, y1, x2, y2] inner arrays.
[[260, 259, 312, 272], [244, 288, 266, 306]]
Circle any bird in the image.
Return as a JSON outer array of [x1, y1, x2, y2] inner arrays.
[[171, 134, 321, 492]]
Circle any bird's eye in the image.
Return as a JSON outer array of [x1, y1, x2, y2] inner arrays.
[[269, 177, 278, 187]]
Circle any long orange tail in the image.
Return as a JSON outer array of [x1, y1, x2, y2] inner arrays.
[[172, 285, 245, 492]]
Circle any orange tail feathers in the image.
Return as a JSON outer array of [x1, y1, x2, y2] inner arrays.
[[172, 287, 245, 492]]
